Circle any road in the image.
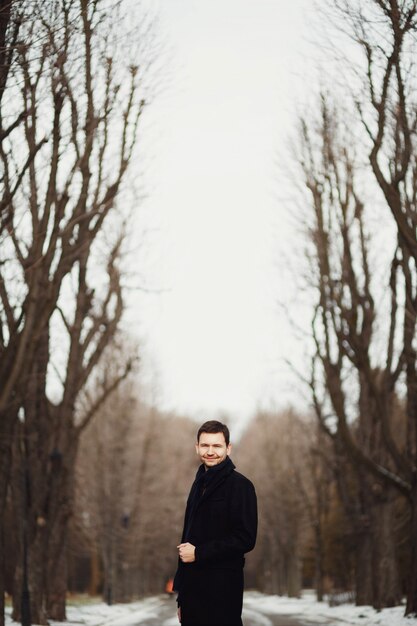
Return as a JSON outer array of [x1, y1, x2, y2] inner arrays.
[[136, 595, 334, 626]]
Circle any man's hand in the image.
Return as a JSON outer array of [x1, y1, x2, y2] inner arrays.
[[177, 542, 196, 563]]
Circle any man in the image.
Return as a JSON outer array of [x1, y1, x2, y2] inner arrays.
[[174, 420, 257, 626]]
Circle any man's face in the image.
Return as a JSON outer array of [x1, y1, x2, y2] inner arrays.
[[196, 431, 231, 468]]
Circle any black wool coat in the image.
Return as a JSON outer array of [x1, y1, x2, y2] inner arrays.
[[174, 456, 257, 626]]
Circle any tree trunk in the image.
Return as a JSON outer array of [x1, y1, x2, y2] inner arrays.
[[11, 394, 76, 623], [335, 461, 375, 606], [0, 511, 4, 626], [287, 544, 301, 598], [102, 536, 115, 605], [45, 442, 77, 620], [406, 490, 417, 615], [46, 538, 67, 621], [11, 420, 48, 625], [354, 524, 374, 606], [0, 412, 15, 626], [371, 494, 401, 609], [12, 531, 49, 625], [314, 524, 325, 602], [89, 550, 101, 596]]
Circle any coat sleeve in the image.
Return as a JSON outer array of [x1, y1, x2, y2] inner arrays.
[[194, 479, 257, 563]]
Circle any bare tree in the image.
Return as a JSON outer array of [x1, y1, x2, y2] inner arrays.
[[0, 3, 28, 622], [0, 0, 150, 622], [296, 94, 406, 608], [317, 1, 417, 612]]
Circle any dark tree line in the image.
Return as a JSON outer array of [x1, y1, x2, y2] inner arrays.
[[71, 389, 198, 602], [0, 1, 149, 623], [291, 0, 417, 615], [236, 410, 408, 610]]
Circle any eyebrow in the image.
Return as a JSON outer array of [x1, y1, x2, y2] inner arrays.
[[199, 443, 223, 446]]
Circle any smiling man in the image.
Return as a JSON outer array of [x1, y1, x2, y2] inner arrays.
[[173, 420, 257, 626]]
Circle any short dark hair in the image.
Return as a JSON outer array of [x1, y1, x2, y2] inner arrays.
[[197, 420, 230, 446]]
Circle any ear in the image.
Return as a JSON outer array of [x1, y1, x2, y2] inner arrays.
[[195, 442, 199, 455], [227, 443, 232, 456]]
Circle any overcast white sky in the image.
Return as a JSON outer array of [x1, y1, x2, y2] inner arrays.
[[129, 0, 317, 429]]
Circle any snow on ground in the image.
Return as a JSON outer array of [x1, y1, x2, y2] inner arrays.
[[5, 590, 417, 626], [5, 596, 167, 626], [244, 590, 417, 626]]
